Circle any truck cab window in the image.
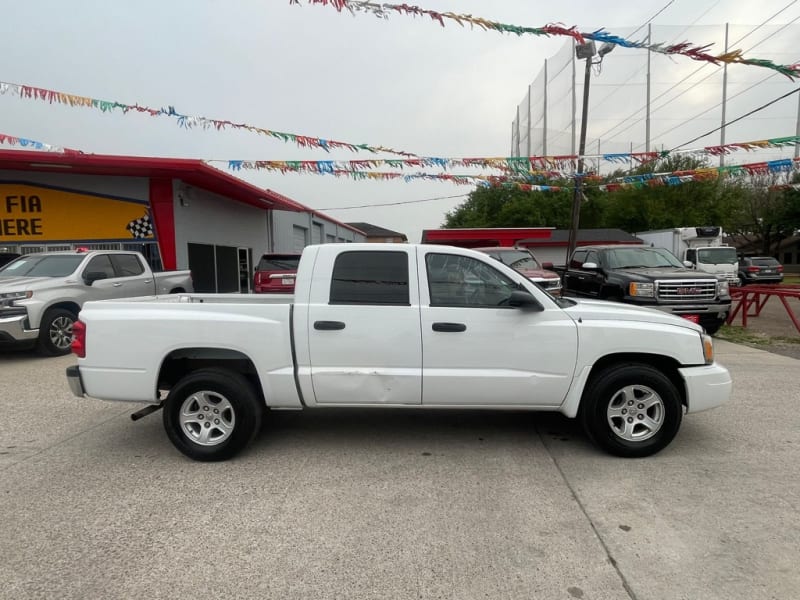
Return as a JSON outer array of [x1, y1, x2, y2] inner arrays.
[[570, 250, 587, 269], [83, 255, 116, 280], [426, 253, 518, 307], [111, 254, 145, 277], [329, 251, 409, 305]]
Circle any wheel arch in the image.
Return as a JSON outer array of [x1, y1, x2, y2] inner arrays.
[[41, 301, 81, 321], [157, 347, 265, 405], [585, 353, 687, 408]]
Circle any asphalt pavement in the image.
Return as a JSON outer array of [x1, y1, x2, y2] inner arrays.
[[1, 341, 798, 600]]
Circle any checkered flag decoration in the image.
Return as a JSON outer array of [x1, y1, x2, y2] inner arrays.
[[127, 211, 154, 239]]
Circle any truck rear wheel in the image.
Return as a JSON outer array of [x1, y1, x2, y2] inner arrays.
[[37, 308, 77, 356], [579, 363, 682, 458], [163, 368, 264, 461]]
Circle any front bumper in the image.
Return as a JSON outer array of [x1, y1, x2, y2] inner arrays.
[[0, 314, 38, 343], [678, 362, 732, 413], [66, 365, 86, 397]]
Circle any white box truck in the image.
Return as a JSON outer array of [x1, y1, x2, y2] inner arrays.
[[635, 227, 738, 285]]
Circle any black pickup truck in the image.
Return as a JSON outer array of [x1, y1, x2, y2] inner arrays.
[[561, 245, 731, 334]]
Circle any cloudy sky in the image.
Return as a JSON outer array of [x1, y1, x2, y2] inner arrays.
[[2, 0, 799, 243]]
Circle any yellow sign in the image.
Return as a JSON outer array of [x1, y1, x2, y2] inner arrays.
[[0, 183, 154, 242]]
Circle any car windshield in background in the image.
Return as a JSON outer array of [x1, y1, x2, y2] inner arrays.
[[0, 255, 84, 277], [605, 247, 684, 269], [697, 247, 738, 265], [488, 250, 541, 271], [257, 255, 301, 270]]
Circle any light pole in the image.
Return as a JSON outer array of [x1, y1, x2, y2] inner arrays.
[[566, 41, 615, 264]]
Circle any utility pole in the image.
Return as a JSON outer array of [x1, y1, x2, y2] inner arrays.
[[566, 42, 614, 264]]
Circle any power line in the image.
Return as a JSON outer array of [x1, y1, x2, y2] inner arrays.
[[670, 86, 800, 150], [320, 193, 470, 211]]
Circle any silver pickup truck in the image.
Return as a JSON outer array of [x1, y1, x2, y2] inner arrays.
[[0, 248, 192, 355]]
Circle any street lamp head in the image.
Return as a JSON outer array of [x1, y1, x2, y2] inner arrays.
[[575, 41, 596, 60], [598, 42, 616, 58]]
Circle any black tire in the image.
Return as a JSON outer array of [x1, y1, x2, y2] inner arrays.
[[579, 363, 683, 458], [163, 368, 264, 461], [37, 308, 77, 356], [704, 320, 723, 336], [737, 275, 746, 287]]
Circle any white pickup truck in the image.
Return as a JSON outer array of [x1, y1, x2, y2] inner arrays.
[[66, 243, 731, 461], [0, 248, 192, 355]]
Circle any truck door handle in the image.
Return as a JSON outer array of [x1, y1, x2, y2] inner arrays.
[[112, 283, 122, 287], [432, 322, 466, 332], [314, 320, 346, 331]]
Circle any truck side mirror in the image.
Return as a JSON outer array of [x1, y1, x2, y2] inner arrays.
[[683, 260, 694, 268], [508, 290, 544, 311], [84, 271, 109, 285], [542, 261, 554, 270], [582, 262, 599, 270]]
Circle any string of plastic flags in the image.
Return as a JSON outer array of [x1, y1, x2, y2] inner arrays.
[[221, 135, 800, 174], [0, 132, 81, 154], [4, 127, 799, 180], [0, 81, 417, 157], [290, 1, 800, 79]]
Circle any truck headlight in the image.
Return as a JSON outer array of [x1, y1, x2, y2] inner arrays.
[[718, 281, 729, 296], [628, 282, 654, 297], [0, 291, 32, 306]]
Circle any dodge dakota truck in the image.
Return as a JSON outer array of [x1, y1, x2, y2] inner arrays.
[[66, 244, 731, 461], [0, 248, 192, 355], [562, 244, 731, 335]]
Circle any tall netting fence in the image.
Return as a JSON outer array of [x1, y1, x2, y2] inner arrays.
[[511, 23, 800, 171]]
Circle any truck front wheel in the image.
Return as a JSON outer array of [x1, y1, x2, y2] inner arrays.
[[163, 368, 264, 461], [37, 308, 77, 356], [579, 363, 682, 458]]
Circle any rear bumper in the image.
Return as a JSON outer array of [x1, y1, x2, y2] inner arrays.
[[679, 362, 732, 413], [66, 365, 86, 397]]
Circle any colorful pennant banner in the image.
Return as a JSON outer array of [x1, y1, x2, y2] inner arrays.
[[0, 81, 416, 157], [0, 132, 81, 154], [290, 1, 800, 78], [220, 135, 800, 174]]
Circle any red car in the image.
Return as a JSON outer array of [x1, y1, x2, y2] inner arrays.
[[475, 247, 563, 295], [253, 253, 301, 293]]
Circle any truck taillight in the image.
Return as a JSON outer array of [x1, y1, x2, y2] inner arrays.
[[747, 266, 759, 272], [71, 320, 86, 358], [778, 265, 784, 272]]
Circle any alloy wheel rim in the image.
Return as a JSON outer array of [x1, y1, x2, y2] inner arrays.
[[50, 316, 74, 350], [606, 384, 664, 442], [179, 391, 236, 446]]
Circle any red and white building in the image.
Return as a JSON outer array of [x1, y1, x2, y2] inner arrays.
[[0, 150, 364, 292]]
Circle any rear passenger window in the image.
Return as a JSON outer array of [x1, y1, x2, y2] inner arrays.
[[111, 254, 145, 276], [330, 251, 409, 305]]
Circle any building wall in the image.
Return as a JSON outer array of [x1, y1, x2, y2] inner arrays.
[[171, 181, 270, 270], [0, 170, 149, 202], [271, 209, 364, 253]]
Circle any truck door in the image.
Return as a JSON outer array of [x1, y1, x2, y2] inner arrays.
[[305, 248, 422, 405], [581, 249, 603, 297], [562, 249, 587, 296], [108, 253, 155, 297], [419, 250, 577, 406], [81, 255, 128, 301]]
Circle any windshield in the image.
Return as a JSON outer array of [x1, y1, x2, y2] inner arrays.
[[0, 255, 85, 277], [257, 255, 301, 271], [604, 247, 684, 269], [487, 250, 541, 271], [697, 247, 738, 265]]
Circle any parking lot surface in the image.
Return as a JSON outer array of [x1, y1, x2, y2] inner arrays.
[[1, 341, 798, 600]]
